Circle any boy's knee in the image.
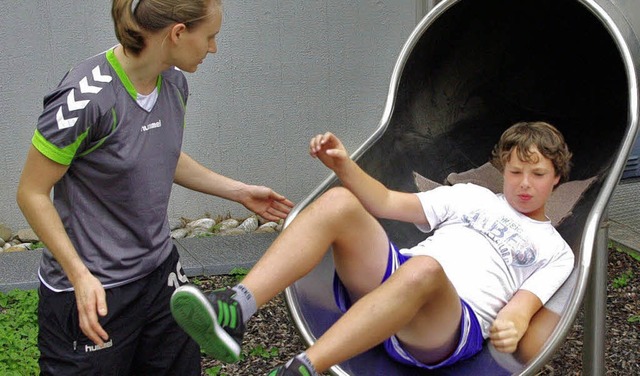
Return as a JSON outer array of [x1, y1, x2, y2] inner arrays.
[[399, 256, 448, 291], [316, 187, 363, 214], [321, 186, 356, 202]]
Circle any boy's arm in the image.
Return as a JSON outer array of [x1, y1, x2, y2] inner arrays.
[[513, 307, 561, 363], [489, 289, 543, 354], [310, 132, 427, 225]]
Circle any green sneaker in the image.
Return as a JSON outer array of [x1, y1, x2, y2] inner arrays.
[[268, 357, 316, 376], [170, 285, 245, 363]]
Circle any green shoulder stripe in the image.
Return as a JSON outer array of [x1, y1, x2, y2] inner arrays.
[[78, 108, 118, 157], [32, 129, 89, 166]]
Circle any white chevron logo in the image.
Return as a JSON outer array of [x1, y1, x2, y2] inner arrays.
[[92, 66, 112, 83], [55, 65, 112, 130], [66, 89, 89, 111], [79, 77, 102, 94], [56, 107, 78, 130]]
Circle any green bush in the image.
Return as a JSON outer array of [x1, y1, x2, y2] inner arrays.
[[0, 289, 39, 375]]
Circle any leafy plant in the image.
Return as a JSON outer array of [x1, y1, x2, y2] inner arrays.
[[612, 269, 634, 289], [204, 365, 225, 375], [28, 242, 45, 250], [611, 242, 640, 263], [628, 315, 640, 323], [229, 267, 250, 283], [0, 289, 40, 375], [248, 345, 280, 359]]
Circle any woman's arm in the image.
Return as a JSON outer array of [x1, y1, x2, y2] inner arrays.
[[16, 145, 109, 346], [173, 151, 293, 221]]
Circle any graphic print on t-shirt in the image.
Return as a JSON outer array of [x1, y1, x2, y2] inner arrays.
[[461, 210, 537, 267], [56, 66, 113, 130]]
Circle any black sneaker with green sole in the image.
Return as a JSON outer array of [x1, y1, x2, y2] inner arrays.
[[170, 284, 245, 363]]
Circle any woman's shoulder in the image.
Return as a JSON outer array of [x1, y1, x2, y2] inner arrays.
[[161, 67, 189, 95], [49, 51, 116, 107], [61, 51, 112, 85]]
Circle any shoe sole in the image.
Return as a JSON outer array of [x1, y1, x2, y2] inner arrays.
[[170, 285, 241, 363]]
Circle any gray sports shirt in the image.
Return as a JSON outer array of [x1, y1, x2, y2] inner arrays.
[[33, 48, 188, 291]]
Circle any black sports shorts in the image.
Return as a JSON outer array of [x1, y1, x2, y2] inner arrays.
[[37, 246, 200, 375]]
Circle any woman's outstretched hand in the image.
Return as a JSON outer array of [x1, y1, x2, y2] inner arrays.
[[241, 185, 294, 222]]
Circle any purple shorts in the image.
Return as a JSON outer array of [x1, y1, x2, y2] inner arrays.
[[333, 242, 484, 369]]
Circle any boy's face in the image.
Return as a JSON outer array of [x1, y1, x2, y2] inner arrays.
[[502, 147, 560, 221]]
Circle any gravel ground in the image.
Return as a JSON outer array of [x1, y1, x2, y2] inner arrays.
[[194, 246, 640, 376]]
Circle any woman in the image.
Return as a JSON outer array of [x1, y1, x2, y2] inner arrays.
[[16, 1, 293, 374]]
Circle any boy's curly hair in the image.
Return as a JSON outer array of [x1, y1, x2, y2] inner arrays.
[[491, 121, 573, 184]]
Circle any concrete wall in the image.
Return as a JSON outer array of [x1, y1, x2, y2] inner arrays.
[[0, 1, 419, 231]]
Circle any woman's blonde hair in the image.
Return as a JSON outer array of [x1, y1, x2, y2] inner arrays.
[[491, 121, 573, 183], [112, 0, 222, 55]]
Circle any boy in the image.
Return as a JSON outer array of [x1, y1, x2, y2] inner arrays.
[[171, 121, 575, 375]]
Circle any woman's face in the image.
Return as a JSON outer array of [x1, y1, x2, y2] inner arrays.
[[502, 147, 561, 221], [171, 4, 222, 73]]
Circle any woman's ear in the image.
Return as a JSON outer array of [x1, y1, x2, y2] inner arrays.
[[168, 23, 187, 44]]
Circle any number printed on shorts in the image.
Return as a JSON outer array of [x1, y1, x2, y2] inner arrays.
[[167, 260, 189, 289]]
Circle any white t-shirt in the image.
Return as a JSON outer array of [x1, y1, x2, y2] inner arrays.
[[400, 183, 574, 337]]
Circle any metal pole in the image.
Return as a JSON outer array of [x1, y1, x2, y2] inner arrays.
[[583, 216, 609, 375]]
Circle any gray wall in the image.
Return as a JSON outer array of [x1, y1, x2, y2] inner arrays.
[[1, 1, 421, 231]]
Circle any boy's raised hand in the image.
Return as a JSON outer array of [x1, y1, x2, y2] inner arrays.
[[309, 132, 350, 172]]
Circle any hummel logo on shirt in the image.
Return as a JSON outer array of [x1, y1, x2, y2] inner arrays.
[[141, 120, 162, 132]]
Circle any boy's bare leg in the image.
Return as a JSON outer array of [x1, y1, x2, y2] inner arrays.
[[171, 187, 393, 364], [306, 255, 463, 372], [242, 186, 391, 307], [244, 187, 462, 372], [175, 186, 461, 371]]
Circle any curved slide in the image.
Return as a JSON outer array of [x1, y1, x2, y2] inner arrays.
[[283, 0, 640, 375]]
